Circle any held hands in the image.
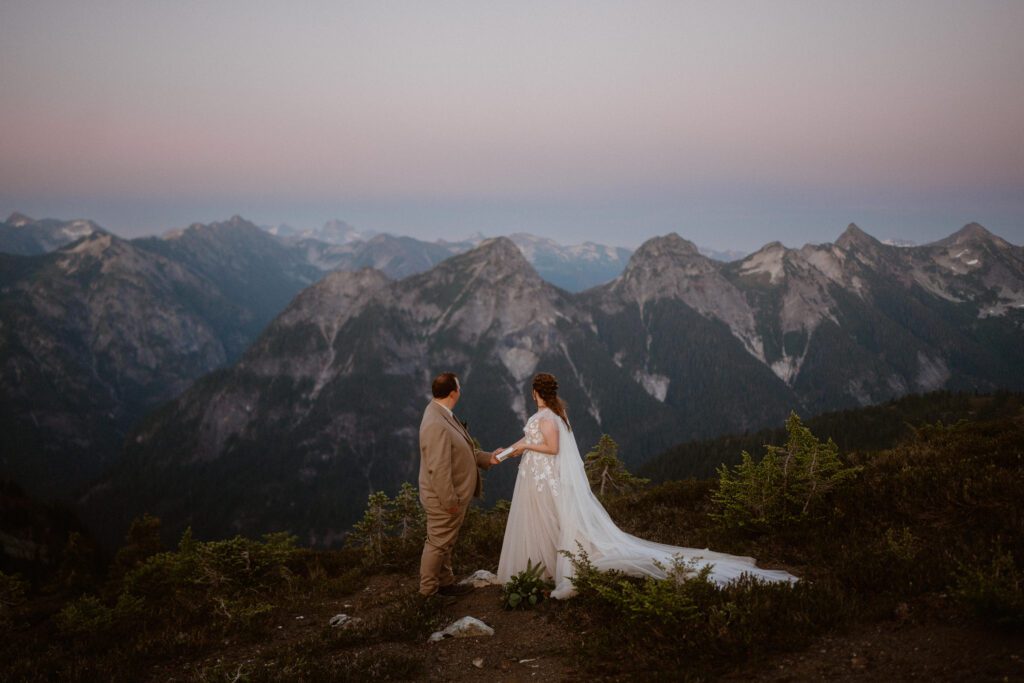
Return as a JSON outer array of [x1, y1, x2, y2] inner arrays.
[[503, 444, 526, 458], [490, 445, 525, 465]]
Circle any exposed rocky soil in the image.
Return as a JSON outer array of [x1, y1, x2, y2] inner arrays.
[[144, 572, 1023, 682]]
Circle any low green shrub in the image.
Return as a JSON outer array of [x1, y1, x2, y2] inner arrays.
[[55, 594, 114, 638], [955, 547, 1024, 629], [712, 412, 860, 533], [502, 559, 554, 609], [561, 548, 850, 678]]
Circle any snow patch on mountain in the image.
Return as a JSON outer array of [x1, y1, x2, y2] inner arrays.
[[498, 345, 540, 384], [633, 370, 669, 402]]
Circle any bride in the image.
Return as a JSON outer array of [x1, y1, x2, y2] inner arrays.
[[496, 372, 799, 599]]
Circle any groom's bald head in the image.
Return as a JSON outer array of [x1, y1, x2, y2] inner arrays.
[[431, 372, 460, 399]]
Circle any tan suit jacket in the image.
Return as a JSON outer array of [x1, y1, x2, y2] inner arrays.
[[418, 400, 492, 510]]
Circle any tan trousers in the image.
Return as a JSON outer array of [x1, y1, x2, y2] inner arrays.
[[419, 503, 468, 595]]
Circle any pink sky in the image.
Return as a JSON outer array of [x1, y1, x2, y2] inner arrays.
[[1, 1, 1022, 249]]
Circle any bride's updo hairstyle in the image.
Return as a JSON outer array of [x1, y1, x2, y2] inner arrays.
[[532, 372, 571, 431]]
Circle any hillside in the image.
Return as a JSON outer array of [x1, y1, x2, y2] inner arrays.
[[640, 390, 1024, 481], [3, 402, 1023, 680]]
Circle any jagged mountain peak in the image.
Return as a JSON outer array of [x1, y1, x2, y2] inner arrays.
[[5, 212, 34, 226], [446, 235, 535, 276], [55, 232, 144, 275], [957, 222, 992, 239], [632, 232, 701, 260], [935, 222, 1011, 249], [182, 215, 260, 234], [398, 234, 572, 350], [64, 230, 115, 251], [402, 235, 547, 303], [476, 235, 524, 255], [737, 241, 791, 285], [757, 240, 787, 254], [836, 223, 882, 250], [619, 233, 713, 286]]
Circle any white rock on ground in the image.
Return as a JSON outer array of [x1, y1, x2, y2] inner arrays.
[[459, 569, 501, 587], [329, 613, 361, 628], [428, 616, 495, 643]]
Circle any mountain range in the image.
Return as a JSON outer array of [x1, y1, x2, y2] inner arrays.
[[0, 213, 108, 255], [262, 220, 635, 291], [0, 213, 635, 499], [76, 222, 1024, 547], [0, 216, 330, 497]]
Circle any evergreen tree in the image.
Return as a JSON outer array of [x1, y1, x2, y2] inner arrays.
[[348, 491, 390, 566], [584, 435, 649, 499], [114, 513, 162, 574], [713, 412, 860, 532], [386, 482, 425, 543]]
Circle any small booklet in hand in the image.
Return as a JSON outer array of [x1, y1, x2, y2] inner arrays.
[[495, 446, 516, 462]]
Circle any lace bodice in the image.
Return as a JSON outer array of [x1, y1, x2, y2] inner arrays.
[[520, 409, 559, 496]]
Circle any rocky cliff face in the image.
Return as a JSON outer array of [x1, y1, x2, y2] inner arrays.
[[0, 217, 342, 497], [80, 224, 1024, 547], [0, 232, 248, 495]]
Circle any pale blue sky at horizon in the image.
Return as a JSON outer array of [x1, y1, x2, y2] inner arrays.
[[1, 1, 1022, 251]]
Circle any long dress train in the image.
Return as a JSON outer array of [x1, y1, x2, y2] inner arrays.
[[497, 408, 799, 599]]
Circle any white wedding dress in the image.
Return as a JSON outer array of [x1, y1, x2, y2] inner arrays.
[[497, 408, 799, 598]]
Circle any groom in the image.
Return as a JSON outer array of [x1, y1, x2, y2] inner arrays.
[[419, 372, 500, 597]]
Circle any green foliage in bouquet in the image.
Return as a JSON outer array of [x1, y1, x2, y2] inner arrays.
[[584, 434, 649, 500], [502, 559, 553, 609], [712, 412, 860, 532], [346, 482, 426, 569]]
